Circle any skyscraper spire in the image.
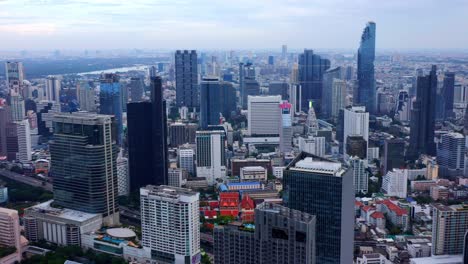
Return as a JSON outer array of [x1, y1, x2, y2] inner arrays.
[[306, 100, 319, 136]]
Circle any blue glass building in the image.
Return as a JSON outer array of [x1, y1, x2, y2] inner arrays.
[[200, 77, 222, 129], [357, 22, 376, 113], [99, 73, 123, 144]]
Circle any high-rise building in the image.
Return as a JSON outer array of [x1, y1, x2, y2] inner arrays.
[[5, 61, 24, 97], [196, 130, 226, 185], [128, 77, 144, 102], [140, 185, 200, 264], [298, 136, 325, 157], [99, 73, 123, 144], [269, 81, 289, 100], [14, 120, 31, 163], [443, 72, 455, 119], [284, 153, 354, 264], [343, 106, 369, 159], [432, 204, 468, 255], [49, 112, 119, 226], [382, 169, 408, 198], [247, 95, 282, 136], [305, 101, 319, 136], [383, 138, 405, 173], [346, 135, 367, 160], [0, 106, 12, 160], [408, 66, 438, 159], [298, 49, 330, 112], [221, 81, 237, 119], [127, 77, 168, 191], [178, 146, 195, 175], [10, 94, 25, 121], [349, 157, 368, 194], [149, 65, 157, 78], [200, 77, 221, 129], [322, 66, 343, 119], [437, 132, 465, 178], [117, 155, 129, 196], [290, 83, 302, 114], [268, 55, 274, 65], [279, 101, 293, 153], [77, 81, 96, 112], [0, 207, 22, 263], [175, 50, 198, 109], [242, 78, 260, 109], [282, 44, 287, 60], [214, 202, 316, 264], [46, 76, 61, 103], [357, 22, 376, 113]]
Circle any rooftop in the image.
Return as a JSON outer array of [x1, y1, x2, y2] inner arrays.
[[292, 157, 344, 175], [26, 200, 100, 222], [106, 228, 136, 239]]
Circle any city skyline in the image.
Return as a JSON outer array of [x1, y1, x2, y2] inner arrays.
[[1, 0, 468, 50]]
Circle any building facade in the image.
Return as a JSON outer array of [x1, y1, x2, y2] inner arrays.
[[357, 22, 376, 113], [175, 50, 198, 109], [432, 204, 468, 255], [196, 130, 226, 185]]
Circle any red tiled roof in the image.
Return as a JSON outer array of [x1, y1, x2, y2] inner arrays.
[[382, 200, 407, 216], [241, 195, 255, 210], [220, 210, 239, 217], [355, 201, 364, 207], [202, 210, 218, 219], [370, 212, 384, 219]]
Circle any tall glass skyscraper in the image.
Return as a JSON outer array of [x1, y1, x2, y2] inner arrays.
[[175, 50, 198, 109], [408, 65, 438, 159], [200, 77, 222, 129], [127, 76, 168, 190], [283, 152, 354, 264], [357, 22, 376, 113], [298, 49, 330, 113], [99, 73, 122, 144], [49, 112, 119, 226]]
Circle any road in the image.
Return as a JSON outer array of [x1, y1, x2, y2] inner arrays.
[[0, 169, 53, 192]]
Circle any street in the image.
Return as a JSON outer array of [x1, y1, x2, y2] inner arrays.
[[0, 169, 53, 192]]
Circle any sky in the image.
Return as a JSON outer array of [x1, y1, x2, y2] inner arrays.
[[0, 0, 467, 50]]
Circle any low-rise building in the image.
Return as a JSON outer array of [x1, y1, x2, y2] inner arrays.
[[356, 253, 391, 264], [406, 237, 431, 258], [380, 200, 409, 231], [240, 166, 267, 182]]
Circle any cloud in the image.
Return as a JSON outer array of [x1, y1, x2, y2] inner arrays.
[[0, 22, 57, 35]]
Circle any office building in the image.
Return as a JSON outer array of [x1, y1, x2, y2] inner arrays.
[[279, 101, 293, 152], [247, 95, 282, 136], [383, 138, 405, 173], [240, 166, 267, 182], [117, 155, 129, 196], [282, 44, 287, 59], [49, 113, 119, 226], [128, 77, 144, 102], [231, 158, 272, 176], [99, 73, 123, 144], [298, 49, 330, 112], [0, 106, 13, 160], [437, 132, 465, 178], [5, 61, 24, 97], [149, 65, 157, 78], [382, 169, 408, 198], [178, 146, 195, 175], [432, 203, 468, 255], [242, 78, 260, 109], [23, 200, 102, 246], [10, 94, 25, 122], [443, 72, 455, 119], [408, 66, 438, 159], [290, 83, 301, 114], [200, 77, 221, 129], [196, 130, 226, 185], [357, 22, 376, 113], [170, 123, 187, 147], [14, 119, 31, 163], [175, 50, 198, 109], [77, 81, 96, 112], [140, 185, 200, 264], [0, 207, 22, 263], [214, 202, 316, 264], [349, 157, 368, 194], [322, 66, 343, 119], [346, 135, 367, 160], [343, 106, 369, 159], [127, 77, 168, 191], [298, 136, 325, 157], [168, 168, 186, 187], [221, 82, 237, 119], [269, 81, 289, 100], [46, 76, 61, 103], [284, 152, 354, 264]]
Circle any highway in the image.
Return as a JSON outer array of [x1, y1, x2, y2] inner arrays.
[[0, 169, 53, 192]]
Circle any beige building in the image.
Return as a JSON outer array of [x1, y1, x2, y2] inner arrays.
[[0, 207, 24, 264]]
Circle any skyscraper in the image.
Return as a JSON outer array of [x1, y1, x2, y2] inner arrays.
[[140, 185, 200, 264], [284, 153, 354, 264], [269, 81, 289, 100], [200, 77, 222, 129], [9, 94, 25, 122], [282, 44, 287, 60], [437, 132, 465, 178], [247, 95, 282, 136], [5, 61, 24, 97], [383, 138, 405, 173], [349, 156, 368, 194], [221, 82, 237, 119], [443, 72, 455, 119], [408, 65, 438, 159], [99, 73, 123, 144], [279, 101, 293, 153], [322, 66, 343, 119], [14, 119, 31, 163], [175, 50, 198, 109], [432, 204, 468, 256], [46, 76, 61, 103], [343, 106, 369, 159], [127, 77, 168, 191], [298, 49, 330, 112], [357, 22, 376, 113], [242, 78, 260, 109], [49, 112, 119, 226], [196, 130, 226, 185], [77, 81, 96, 112], [128, 77, 144, 102]]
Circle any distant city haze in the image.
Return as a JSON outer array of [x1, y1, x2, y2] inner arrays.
[[0, 0, 467, 50]]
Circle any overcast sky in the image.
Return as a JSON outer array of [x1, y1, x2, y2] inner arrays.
[[0, 0, 467, 50]]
